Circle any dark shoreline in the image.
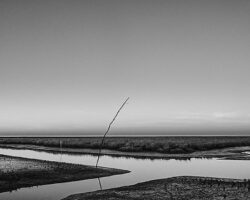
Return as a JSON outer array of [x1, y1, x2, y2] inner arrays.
[[0, 154, 129, 193]]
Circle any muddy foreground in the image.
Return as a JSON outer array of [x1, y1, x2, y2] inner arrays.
[[0, 154, 129, 193], [63, 176, 250, 200]]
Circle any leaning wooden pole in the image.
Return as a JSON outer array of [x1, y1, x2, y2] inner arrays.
[[95, 97, 129, 168]]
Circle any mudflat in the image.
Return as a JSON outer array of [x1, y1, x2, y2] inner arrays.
[[63, 176, 250, 200], [0, 154, 129, 193]]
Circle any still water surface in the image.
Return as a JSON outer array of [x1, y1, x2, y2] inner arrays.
[[0, 148, 250, 200]]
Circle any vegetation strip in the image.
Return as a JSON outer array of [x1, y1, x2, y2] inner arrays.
[[1, 143, 250, 160], [1, 137, 250, 154]]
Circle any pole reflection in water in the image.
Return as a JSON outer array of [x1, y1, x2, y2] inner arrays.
[[98, 177, 103, 190]]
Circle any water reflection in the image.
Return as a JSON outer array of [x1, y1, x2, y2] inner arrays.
[[0, 148, 249, 200]]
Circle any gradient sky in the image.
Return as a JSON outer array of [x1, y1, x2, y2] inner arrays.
[[1, 0, 250, 136]]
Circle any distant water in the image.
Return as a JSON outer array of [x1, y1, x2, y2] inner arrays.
[[1, 134, 250, 137]]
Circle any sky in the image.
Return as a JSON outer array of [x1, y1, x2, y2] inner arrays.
[[0, 0, 250, 136]]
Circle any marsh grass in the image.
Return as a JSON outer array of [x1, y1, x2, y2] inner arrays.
[[1, 136, 250, 154]]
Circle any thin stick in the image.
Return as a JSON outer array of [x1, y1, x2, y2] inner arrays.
[[95, 97, 129, 167], [59, 140, 63, 162]]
